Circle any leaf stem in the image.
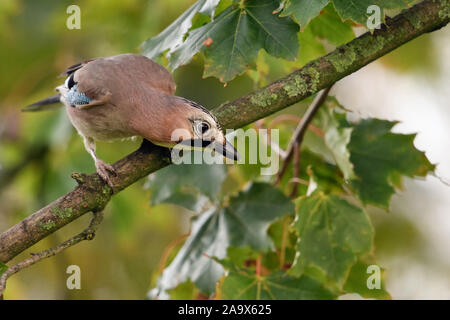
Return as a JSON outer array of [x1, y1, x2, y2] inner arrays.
[[289, 143, 301, 198], [256, 254, 261, 277]]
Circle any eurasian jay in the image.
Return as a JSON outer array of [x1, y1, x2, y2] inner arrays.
[[26, 54, 239, 186]]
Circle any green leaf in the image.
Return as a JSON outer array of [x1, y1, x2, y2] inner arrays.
[[224, 182, 295, 250], [332, 0, 379, 25], [297, 26, 326, 66], [343, 260, 391, 299], [308, 4, 355, 46], [302, 151, 345, 195], [226, 246, 258, 267], [282, 0, 412, 31], [141, 0, 220, 59], [150, 182, 294, 297], [149, 206, 227, 298], [275, 146, 345, 196], [167, 279, 198, 300], [282, 0, 330, 29], [317, 106, 435, 208], [218, 265, 336, 299], [147, 161, 227, 211], [291, 192, 374, 288], [319, 106, 355, 180], [348, 119, 435, 208], [170, 0, 299, 82], [332, 0, 414, 26]]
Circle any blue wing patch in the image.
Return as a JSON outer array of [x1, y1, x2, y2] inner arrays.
[[66, 84, 91, 106]]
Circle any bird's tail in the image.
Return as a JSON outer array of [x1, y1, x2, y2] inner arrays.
[[22, 94, 62, 112]]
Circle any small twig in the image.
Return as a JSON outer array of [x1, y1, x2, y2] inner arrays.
[[256, 255, 261, 278], [288, 177, 309, 186], [0, 211, 104, 296], [431, 172, 450, 187], [268, 115, 324, 137], [157, 233, 190, 273], [289, 143, 300, 198], [253, 119, 266, 130], [274, 86, 333, 185]]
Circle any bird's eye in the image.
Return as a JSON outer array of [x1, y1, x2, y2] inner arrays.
[[195, 121, 210, 135], [200, 122, 210, 134]]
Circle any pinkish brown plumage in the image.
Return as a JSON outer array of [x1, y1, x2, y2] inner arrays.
[[26, 54, 238, 186]]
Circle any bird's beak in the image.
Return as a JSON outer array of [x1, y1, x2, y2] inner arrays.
[[211, 139, 240, 161], [176, 138, 240, 161]]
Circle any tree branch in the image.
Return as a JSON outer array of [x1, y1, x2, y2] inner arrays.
[[0, 211, 104, 295], [275, 86, 333, 185], [0, 0, 448, 264]]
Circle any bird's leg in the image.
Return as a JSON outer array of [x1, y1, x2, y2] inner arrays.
[[83, 136, 116, 187]]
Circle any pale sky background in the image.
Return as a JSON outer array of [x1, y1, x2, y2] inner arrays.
[[335, 27, 450, 299]]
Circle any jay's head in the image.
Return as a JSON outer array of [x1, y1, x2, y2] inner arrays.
[[163, 98, 240, 161]]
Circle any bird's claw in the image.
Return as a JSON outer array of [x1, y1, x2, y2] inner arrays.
[[95, 160, 117, 188]]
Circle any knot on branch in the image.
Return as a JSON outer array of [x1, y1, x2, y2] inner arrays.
[[85, 232, 96, 241], [71, 172, 88, 185]]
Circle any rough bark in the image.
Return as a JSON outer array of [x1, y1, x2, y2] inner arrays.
[[0, 0, 448, 263]]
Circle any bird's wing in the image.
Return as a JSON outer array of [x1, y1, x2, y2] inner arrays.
[[59, 59, 95, 78], [107, 54, 176, 95], [25, 54, 176, 111], [70, 54, 176, 109]]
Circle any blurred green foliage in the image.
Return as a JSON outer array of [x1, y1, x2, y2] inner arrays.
[[0, 0, 227, 299], [0, 0, 444, 299]]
